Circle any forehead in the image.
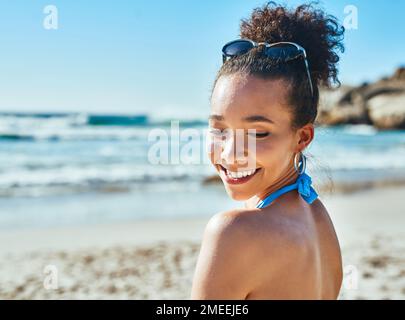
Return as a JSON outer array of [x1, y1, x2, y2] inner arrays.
[[210, 73, 291, 124]]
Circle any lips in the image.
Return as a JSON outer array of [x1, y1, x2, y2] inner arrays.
[[218, 164, 261, 185]]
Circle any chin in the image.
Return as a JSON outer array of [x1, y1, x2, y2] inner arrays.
[[224, 187, 254, 201]]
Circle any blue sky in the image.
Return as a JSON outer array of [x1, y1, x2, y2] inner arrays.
[[0, 0, 404, 114]]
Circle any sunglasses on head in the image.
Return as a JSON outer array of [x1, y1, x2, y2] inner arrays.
[[222, 39, 314, 98]]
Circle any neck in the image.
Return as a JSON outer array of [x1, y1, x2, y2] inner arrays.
[[247, 162, 299, 209]]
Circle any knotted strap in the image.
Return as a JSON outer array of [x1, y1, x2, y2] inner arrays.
[[296, 172, 318, 204], [256, 172, 318, 209]]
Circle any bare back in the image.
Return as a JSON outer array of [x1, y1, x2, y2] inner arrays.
[[243, 191, 343, 299]]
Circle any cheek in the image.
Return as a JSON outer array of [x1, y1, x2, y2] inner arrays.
[[253, 138, 291, 166], [255, 143, 276, 166], [206, 138, 222, 165]]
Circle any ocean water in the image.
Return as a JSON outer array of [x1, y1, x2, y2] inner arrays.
[[1, 112, 405, 229]]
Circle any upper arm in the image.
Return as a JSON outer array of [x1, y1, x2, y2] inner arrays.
[[190, 211, 257, 300]]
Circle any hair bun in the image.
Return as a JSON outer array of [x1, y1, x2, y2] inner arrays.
[[239, 1, 345, 87]]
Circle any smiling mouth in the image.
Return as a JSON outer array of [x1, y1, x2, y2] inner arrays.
[[217, 164, 261, 185]]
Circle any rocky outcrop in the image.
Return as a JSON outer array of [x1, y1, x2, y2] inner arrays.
[[391, 67, 405, 81], [317, 85, 371, 125], [317, 67, 405, 129], [368, 93, 405, 129]]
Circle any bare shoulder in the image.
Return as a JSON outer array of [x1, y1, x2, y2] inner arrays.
[[206, 207, 312, 267], [192, 205, 327, 299], [209, 207, 315, 290], [195, 198, 342, 299], [207, 206, 311, 247], [205, 209, 259, 240], [203, 209, 264, 259], [191, 209, 262, 299]]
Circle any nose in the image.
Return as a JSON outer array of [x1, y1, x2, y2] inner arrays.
[[221, 130, 248, 167]]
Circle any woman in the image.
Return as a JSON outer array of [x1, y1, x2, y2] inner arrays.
[[191, 2, 345, 299]]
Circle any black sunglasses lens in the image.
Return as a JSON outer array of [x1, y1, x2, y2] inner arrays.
[[223, 40, 254, 57], [265, 45, 301, 60]]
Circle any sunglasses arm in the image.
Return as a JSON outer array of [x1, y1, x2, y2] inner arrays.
[[303, 59, 314, 97]]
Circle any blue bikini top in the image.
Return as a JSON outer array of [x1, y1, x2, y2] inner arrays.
[[256, 172, 318, 209]]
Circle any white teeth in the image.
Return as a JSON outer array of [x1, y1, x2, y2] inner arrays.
[[224, 168, 257, 179]]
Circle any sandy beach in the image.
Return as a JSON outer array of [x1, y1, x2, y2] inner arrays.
[[0, 185, 405, 300]]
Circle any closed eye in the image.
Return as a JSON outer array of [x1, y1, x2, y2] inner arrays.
[[248, 132, 270, 138], [208, 128, 270, 138]]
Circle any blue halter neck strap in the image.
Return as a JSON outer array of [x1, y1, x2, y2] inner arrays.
[[256, 172, 318, 209]]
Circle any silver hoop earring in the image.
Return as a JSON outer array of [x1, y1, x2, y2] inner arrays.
[[294, 152, 306, 174]]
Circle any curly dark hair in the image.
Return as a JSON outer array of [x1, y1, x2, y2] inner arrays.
[[212, 1, 345, 129]]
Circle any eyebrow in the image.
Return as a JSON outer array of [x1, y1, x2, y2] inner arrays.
[[208, 114, 274, 124]]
